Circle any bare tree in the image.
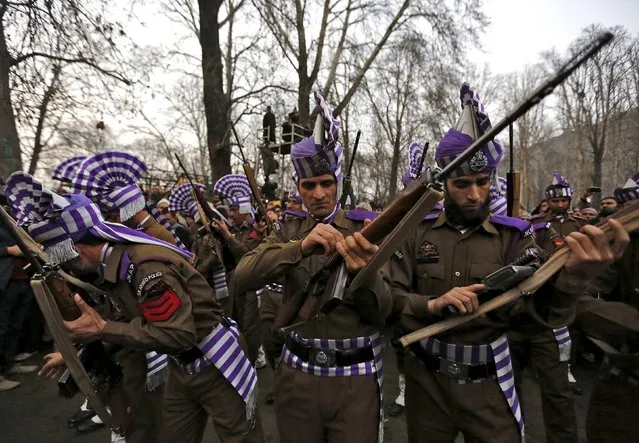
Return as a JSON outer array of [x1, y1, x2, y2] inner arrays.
[[547, 25, 636, 205], [254, 0, 487, 126], [0, 0, 135, 179]]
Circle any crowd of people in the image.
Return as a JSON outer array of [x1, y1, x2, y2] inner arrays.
[[0, 84, 636, 443]]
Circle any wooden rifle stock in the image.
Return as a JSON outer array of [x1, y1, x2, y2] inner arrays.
[[273, 176, 440, 330]]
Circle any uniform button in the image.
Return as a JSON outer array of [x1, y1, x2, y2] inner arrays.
[[454, 271, 461, 277]]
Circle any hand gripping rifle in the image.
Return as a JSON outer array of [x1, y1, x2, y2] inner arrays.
[[230, 124, 273, 231], [339, 130, 361, 207], [273, 31, 616, 335], [0, 206, 132, 436]]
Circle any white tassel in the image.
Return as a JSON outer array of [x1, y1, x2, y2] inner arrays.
[[46, 238, 79, 264], [119, 196, 146, 222]]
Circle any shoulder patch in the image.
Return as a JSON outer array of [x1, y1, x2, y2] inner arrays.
[[393, 250, 404, 260], [533, 221, 551, 232], [490, 214, 533, 237], [346, 209, 379, 222], [118, 252, 137, 284], [136, 271, 164, 298], [138, 279, 181, 322], [272, 221, 281, 231]]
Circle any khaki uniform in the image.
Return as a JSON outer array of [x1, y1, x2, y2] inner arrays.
[[226, 222, 264, 364], [507, 212, 585, 443], [99, 243, 263, 443], [138, 214, 179, 245], [235, 210, 392, 443], [390, 212, 581, 443]]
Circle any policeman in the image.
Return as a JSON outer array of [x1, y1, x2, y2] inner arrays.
[[235, 88, 391, 443], [389, 83, 629, 443], [6, 174, 264, 443]]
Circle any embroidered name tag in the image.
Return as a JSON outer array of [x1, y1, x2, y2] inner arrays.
[[137, 272, 163, 297]]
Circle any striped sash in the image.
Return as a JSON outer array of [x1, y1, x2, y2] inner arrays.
[[419, 335, 524, 439], [183, 318, 257, 421], [552, 327, 572, 362], [145, 351, 168, 391], [212, 265, 229, 300], [281, 332, 384, 443]]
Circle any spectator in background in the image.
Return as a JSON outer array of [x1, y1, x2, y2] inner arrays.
[[1, 205, 38, 391], [580, 207, 598, 221], [281, 191, 290, 209], [599, 196, 618, 217], [159, 201, 193, 250], [263, 106, 277, 145], [261, 176, 278, 201]]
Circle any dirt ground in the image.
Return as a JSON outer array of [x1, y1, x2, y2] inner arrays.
[[0, 337, 596, 442]]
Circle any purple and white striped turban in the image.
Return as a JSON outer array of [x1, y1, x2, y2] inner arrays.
[[168, 183, 205, 218], [545, 173, 573, 199], [291, 88, 343, 182], [614, 172, 639, 204], [72, 151, 147, 222], [402, 142, 428, 187], [52, 156, 87, 183], [214, 174, 253, 215], [6, 173, 192, 264], [435, 83, 503, 178], [489, 176, 508, 216]]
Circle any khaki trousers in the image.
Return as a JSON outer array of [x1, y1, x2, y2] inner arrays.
[[274, 362, 379, 443], [404, 353, 520, 443], [160, 360, 264, 443]]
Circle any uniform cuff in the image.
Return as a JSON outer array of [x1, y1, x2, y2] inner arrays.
[[408, 294, 432, 320], [100, 321, 131, 346]]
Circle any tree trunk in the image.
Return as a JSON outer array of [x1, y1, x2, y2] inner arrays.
[[298, 76, 312, 128], [388, 131, 401, 200], [198, 0, 231, 183], [0, 18, 22, 180], [592, 141, 604, 208], [28, 67, 60, 175]]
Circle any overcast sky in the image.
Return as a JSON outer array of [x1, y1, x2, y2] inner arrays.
[[472, 0, 639, 72]]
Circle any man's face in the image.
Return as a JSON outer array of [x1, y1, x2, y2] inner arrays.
[[228, 206, 249, 226], [548, 197, 570, 214], [297, 174, 337, 218], [287, 200, 302, 211], [66, 244, 99, 276], [444, 173, 491, 226], [601, 198, 618, 210], [161, 208, 176, 225]]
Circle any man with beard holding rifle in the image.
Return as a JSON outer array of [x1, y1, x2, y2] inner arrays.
[[388, 83, 629, 443]]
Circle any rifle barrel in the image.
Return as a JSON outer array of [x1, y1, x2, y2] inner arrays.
[[434, 32, 613, 183]]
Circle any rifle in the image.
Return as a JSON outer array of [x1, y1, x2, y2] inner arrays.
[[0, 206, 131, 435], [174, 154, 233, 268], [230, 124, 273, 231], [273, 31, 615, 334], [399, 200, 639, 347], [339, 130, 361, 207], [506, 123, 521, 217]]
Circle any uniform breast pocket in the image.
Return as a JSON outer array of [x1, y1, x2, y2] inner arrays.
[[469, 263, 502, 284], [415, 263, 446, 295]]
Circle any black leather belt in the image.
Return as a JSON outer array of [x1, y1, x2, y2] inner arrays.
[[410, 344, 496, 381], [285, 336, 374, 368]]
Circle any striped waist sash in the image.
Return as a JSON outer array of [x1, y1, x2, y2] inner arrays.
[[552, 327, 571, 362], [183, 317, 257, 420]]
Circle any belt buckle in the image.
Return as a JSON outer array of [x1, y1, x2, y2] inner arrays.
[[439, 358, 469, 380], [313, 349, 336, 368]]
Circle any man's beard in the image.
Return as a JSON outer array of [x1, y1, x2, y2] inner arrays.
[[65, 256, 98, 278], [599, 206, 618, 217], [444, 197, 490, 228]]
